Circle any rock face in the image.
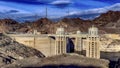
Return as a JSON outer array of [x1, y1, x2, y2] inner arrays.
[[94, 11, 120, 25], [0, 34, 45, 67], [3, 54, 109, 68], [59, 18, 93, 32], [33, 18, 54, 33], [0, 19, 19, 33], [0, 19, 32, 33], [93, 11, 120, 33]]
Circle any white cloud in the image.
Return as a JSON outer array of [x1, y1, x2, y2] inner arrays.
[[0, 4, 32, 19], [50, 0, 71, 5], [69, 3, 120, 16], [108, 3, 120, 11], [0, 5, 30, 14]]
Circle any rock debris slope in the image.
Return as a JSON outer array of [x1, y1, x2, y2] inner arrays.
[[0, 34, 45, 67], [3, 54, 109, 68]]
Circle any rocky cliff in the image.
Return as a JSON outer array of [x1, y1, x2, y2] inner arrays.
[[0, 34, 45, 67]]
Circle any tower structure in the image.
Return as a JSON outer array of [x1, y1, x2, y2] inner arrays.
[[55, 27, 67, 55], [86, 25, 100, 59], [75, 30, 82, 51], [45, 6, 48, 18]]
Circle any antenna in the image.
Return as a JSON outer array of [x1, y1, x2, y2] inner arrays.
[[68, 8, 69, 16], [35, 14, 38, 20], [45, 6, 48, 18]]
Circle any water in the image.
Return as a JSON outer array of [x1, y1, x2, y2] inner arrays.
[[101, 52, 120, 68]]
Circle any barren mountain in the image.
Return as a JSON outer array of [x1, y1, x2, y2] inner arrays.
[[0, 11, 120, 34], [94, 11, 120, 26], [33, 18, 54, 33], [0, 19, 19, 33], [93, 11, 120, 33], [58, 11, 120, 33], [31, 11, 120, 34]]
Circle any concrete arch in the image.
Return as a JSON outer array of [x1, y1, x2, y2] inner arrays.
[[67, 38, 74, 53]]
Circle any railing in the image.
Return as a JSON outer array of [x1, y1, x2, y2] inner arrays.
[[5, 33, 88, 38]]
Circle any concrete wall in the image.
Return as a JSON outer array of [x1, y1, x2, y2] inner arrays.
[[8, 35, 55, 57]]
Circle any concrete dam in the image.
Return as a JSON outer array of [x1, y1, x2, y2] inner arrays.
[[5, 26, 101, 59]]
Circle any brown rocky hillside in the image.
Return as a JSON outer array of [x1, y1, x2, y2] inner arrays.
[[0, 11, 120, 34], [3, 54, 109, 68], [30, 11, 120, 34]]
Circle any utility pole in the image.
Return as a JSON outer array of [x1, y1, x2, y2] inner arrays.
[[33, 14, 38, 48]]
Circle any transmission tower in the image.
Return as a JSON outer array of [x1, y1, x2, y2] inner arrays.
[[45, 6, 48, 18]]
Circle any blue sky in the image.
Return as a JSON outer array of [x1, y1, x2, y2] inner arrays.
[[0, 0, 120, 19]]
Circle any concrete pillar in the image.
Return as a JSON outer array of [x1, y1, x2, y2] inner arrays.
[[75, 36, 82, 51], [86, 36, 100, 59], [55, 35, 67, 55]]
